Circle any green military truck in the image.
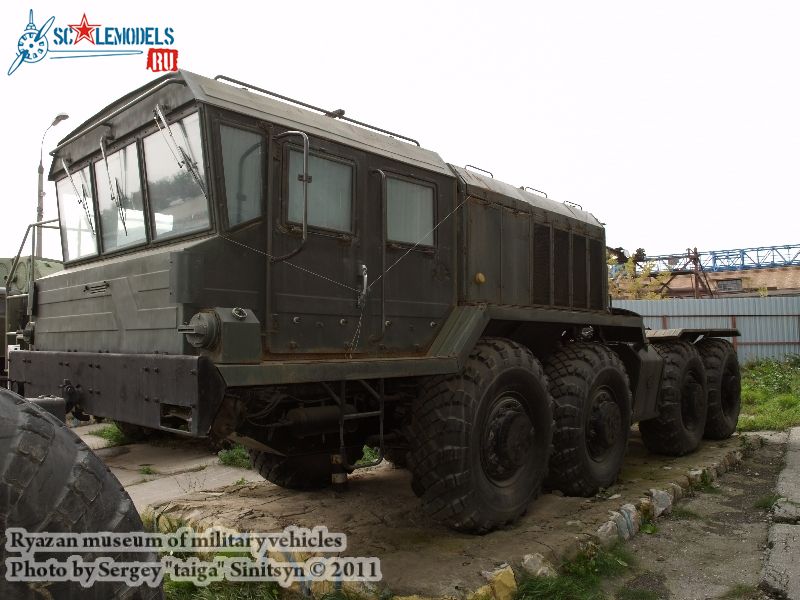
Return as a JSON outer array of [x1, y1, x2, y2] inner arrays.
[[5, 71, 741, 533], [1, 257, 61, 382]]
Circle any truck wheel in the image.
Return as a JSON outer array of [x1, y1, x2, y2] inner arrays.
[[408, 338, 553, 533], [545, 343, 631, 496], [0, 388, 162, 600], [697, 338, 741, 439], [640, 341, 708, 456], [383, 447, 408, 468], [247, 448, 353, 490], [249, 450, 330, 489]]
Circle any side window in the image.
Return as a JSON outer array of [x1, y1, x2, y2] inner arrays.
[[57, 166, 98, 261], [94, 142, 146, 252], [386, 177, 434, 246], [287, 149, 352, 232], [221, 125, 263, 227], [143, 112, 208, 239]]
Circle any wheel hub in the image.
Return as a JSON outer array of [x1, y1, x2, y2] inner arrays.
[[681, 375, 703, 430], [483, 397, 534, 482], [722, 370, 741, 415], [587, 389, 622, 460]]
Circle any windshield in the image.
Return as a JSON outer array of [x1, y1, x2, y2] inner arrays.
[[143, 112, 208, 239], [95, 141, 146, 252], [57, 165, 98, 261]]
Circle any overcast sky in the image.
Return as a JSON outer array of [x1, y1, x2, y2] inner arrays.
[[1, 0, 798, 260]]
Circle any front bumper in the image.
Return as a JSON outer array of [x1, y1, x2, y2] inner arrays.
[[8, 350, 226, 436]]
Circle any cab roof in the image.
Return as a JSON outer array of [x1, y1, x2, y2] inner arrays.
[[51, 70, 450, 177], [50, 70, 602, 229]]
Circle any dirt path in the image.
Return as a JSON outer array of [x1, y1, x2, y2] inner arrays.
[[146, 431, 765, 597], [603, 432, 787, 600]]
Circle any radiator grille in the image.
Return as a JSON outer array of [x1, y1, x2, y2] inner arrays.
[[533, 224, 551, 305], [553, 229, 570, 306], [572, 234, 587, 308], [589, 238, 605, 309]]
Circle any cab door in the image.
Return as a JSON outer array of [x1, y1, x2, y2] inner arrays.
[[362, 159, 457, 354], [267, 130, 364, 354]]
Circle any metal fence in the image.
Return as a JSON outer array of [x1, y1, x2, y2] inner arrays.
[[613, 296, 800, 363]]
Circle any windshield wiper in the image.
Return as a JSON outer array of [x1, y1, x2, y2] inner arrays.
[[99, 137, 127, 235], [153, 104, 207, 198], [61, 159, 96, 236]]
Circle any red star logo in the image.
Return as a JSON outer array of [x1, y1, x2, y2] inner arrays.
[[68, 13, 100, 45]]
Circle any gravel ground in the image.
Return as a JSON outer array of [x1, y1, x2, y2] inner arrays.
[[603, 432, 787, 600]]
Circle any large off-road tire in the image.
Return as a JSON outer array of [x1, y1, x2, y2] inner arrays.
[[383, 447, 408, 468], [248, 448, 355, 490], [545, 343, 632, 496], [697, 338, 741, 439], [0, 388, 162, 600], [640, 341, 708, 456], [408, 338, 553, 533], [249, 450, 329, 490]]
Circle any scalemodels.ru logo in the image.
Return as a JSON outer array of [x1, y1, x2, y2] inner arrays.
[[8, 9, 179, 76]]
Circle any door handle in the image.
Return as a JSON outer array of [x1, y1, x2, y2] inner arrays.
[[357, 264, 368, 308]]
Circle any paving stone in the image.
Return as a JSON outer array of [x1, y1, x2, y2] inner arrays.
[[520, 553, 557, 578], [649, 489, 672, 518], [761, 523, 800, 599], [772, 500, 800, 525], [777, 428, 800, 504]]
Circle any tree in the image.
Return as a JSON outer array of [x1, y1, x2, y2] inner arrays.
[[608, 251, 671, 300]]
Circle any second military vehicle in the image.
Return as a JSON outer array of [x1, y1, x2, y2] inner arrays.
[[5, 71, 741, 532]]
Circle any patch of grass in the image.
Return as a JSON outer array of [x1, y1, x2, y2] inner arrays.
[[356, 445, 380, 466], [739, 435, 756, 455], [139, 465, 156, 475], [94, 424, 128, 446], [738, 356, 800, 431], [754, 493, 781, 510], [694, 470, 721, 494], [164, 579, 280, 600], [719, 583, 759, 599], [639, 517, 658, 535], [563, 542, 634, 580], [517, 575, 603, 600], [234, 477, 247, 486], [670, 506, 702, 520], [516, 543, 634, 600], [616, 589, 660, 600], [318, 591, 373, 600], [218, 444, 251, 469]]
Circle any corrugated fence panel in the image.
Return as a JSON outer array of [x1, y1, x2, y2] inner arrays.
[[614, 297, 800, 363]]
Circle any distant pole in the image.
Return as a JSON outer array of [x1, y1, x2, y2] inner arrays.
[[37, 113, 69, 258]]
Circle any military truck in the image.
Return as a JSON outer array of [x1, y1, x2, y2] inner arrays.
[[5, 71, 741, 533], [1, 256, 61, 382]]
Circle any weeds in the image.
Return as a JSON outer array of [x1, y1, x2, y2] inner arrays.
[[719, 583, 759, 599], [639, 517, 658, 535], [356, 446, 380, 466], [738, 356, 800, 431], [139, 465, 156, 475], [754, 493, 781, 510], [615, 589, 660, 600], [94, 424, 128, 446], [670, 506, 702, 520], [218, 444, 251, 469], [516, 543, 634, 600], [164, 577, 280, 600], [694, 471, 721, 494], [234, 477, 247, 486]]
